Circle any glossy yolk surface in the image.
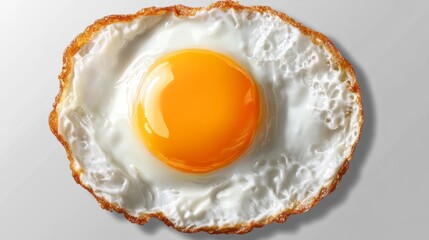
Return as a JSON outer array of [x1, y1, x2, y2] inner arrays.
[[134, 49, 260, 173]]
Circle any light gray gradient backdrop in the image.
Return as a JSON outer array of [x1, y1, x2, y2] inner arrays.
[[1, 0, 428, 239]]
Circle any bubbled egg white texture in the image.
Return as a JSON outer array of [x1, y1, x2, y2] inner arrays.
[[57, 9, 361, 227]]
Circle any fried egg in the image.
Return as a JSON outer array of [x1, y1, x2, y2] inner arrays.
[[50, 1, 363, 234]]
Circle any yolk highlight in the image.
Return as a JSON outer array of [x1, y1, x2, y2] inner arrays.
[[134, 49, 260, 173]]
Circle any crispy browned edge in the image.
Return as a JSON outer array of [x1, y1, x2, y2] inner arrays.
[[48, 0, 364, 234]]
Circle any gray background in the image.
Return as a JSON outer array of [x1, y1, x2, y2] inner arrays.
[[1, 0, 428, 239]]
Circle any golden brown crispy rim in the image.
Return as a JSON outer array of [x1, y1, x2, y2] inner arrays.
[[49, 0, 364, 234]]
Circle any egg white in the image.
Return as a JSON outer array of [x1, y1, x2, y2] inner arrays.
[[57, 9, 361, 227]]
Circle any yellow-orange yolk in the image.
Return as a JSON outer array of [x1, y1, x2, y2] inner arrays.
[[134, 49, 260, 173]]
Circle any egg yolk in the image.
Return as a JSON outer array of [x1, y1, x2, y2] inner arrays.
[[134, 49, 260, 173]]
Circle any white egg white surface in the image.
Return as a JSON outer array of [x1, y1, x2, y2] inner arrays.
[[56, 8, 362, 228]]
